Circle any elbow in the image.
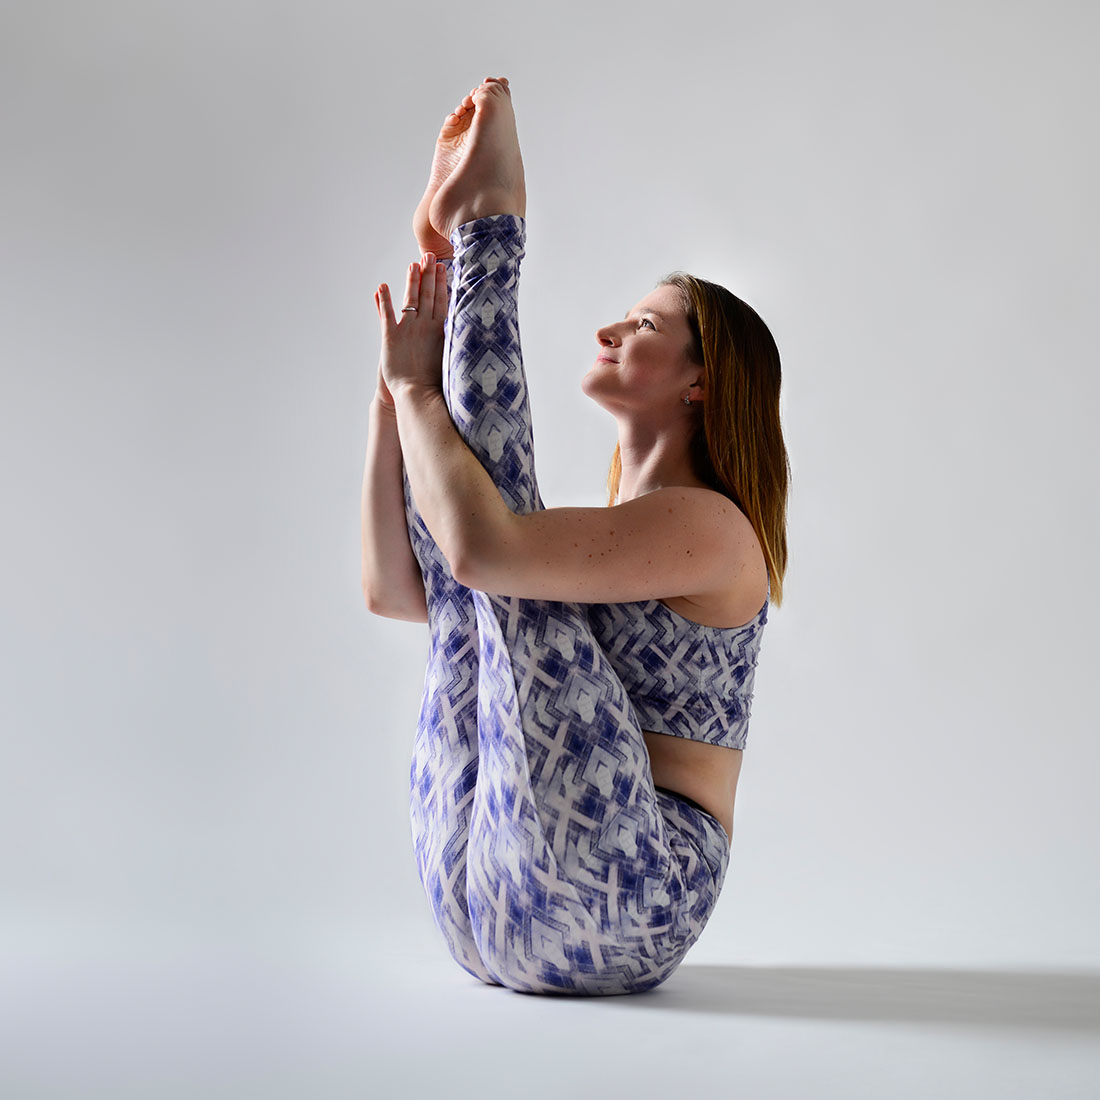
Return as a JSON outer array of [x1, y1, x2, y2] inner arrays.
[[447, 549, 482, 591], [440, 524, 480, 590], [450, 548, 513, 595], [362, 583, 386, 616], [362, 572, 427, 622], [362, 579, 388, 616], [448, 532, 500, 592], [361, 568, 378, 610], [448, 513, 516, 592]]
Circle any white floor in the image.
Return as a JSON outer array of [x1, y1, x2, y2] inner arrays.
[[6, 930, 1099, 1100]]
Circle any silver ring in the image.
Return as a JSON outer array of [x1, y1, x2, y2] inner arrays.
[[401, 306, 418, 313]]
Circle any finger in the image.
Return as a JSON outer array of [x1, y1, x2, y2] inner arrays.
[[419, 253, 436, 317], [433, 262, 448, 321], [403, 262, 420, 314], [377, 283, 397, 332]]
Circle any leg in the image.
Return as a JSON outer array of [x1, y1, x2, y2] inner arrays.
[[442, 216, 730, 994], [403, 77, 531, 985], [403, 209, 545, 981], [404, 252, 503, 985]]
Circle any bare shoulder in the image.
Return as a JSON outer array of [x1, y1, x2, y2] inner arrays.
[[629, 484, 745, 531], [641, 485, 757, 549], [656, 487, 769, 629]]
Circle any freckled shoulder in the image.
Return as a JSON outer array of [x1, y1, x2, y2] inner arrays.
[[652, 487, 767, 624]]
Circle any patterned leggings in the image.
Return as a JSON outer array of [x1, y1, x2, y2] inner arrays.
[[401, 214, 730, 995]]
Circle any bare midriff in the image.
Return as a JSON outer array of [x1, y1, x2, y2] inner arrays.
[[643, 730, 741, 847]]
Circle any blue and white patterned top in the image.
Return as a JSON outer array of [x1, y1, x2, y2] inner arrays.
[[585, 580, 769, 750]]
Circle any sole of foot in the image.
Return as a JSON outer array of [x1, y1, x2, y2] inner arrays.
[[411, 86, 478, 259], [414, 76, 525, 253]]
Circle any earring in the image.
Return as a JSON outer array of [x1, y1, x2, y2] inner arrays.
[[682, 395, 692, 406]]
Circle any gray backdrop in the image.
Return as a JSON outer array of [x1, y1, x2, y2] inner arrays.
[[3, 0, 1098, 1094]]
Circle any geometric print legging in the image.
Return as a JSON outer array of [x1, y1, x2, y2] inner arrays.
[[401, 214, 730, 995]]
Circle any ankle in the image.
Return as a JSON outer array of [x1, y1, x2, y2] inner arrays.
[[451, 191, 526, 228]]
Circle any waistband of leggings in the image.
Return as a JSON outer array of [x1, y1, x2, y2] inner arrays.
[[652, 784, 709, 816]]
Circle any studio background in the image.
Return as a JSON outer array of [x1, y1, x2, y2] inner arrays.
[[3, 0, 1097, 1096]]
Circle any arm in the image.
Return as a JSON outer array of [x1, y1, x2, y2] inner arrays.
[[360, 373, 428, 623], [390, 381, 751, 605], [377, 256, 756, 606]]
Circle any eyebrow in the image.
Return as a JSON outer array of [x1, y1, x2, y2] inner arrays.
[[624, 308, 668, 322]]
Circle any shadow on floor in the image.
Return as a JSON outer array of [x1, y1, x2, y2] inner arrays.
[[609, 965, 1100, 1035]]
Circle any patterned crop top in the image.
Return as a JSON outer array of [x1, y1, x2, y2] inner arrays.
[[585, 577, 769, 750]]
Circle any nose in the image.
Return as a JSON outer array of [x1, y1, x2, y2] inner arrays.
[[596, 322, 621, 347]]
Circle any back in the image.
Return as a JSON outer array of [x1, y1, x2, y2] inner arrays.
[[586, 582, 769, 750]]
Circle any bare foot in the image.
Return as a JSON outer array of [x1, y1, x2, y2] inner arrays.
[[412, 85, 480, 259], [425, 77, 526, 247]]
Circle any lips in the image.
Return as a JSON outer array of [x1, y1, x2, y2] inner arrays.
[[596, 355, 619, 364]]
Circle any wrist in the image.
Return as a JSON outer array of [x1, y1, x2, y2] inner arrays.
[[370, 394, 399, 421], [390, 380, 446, 405]]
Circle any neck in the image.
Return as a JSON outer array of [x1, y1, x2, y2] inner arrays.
[[614, 416, 704, 503]]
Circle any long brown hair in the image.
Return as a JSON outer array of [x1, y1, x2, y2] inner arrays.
[[606, 273, 791, 605]]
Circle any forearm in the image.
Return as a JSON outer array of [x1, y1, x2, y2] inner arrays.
[[390, 382, 513, 585], [360, 396, 428, 621]]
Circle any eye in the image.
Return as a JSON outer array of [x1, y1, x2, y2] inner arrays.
[[639, 317, 656, 330]]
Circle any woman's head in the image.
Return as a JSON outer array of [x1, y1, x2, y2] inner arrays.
[[603, 273, 791, 605], [584, 284, 705, 413]]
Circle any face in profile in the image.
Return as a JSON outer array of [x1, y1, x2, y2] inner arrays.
[[582, 284, 699, 414]]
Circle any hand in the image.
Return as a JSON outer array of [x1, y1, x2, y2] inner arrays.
[[374, 254, 448, 400]]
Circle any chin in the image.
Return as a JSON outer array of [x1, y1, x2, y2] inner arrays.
[[582, 371, 620, 402], [580, 368, 607, 398], [581, 384, 606, 411]]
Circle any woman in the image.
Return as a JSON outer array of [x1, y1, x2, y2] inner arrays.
[[361, 77, 789, 995]]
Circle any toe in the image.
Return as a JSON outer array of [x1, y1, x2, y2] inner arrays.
[[478, 77, 510, 99]]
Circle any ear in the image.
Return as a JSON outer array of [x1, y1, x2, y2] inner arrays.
[[690, 379, 705, 402]]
